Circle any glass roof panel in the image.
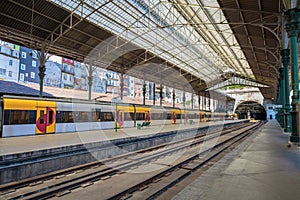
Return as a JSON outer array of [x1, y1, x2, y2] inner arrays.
[[51, 0, 254, 82]]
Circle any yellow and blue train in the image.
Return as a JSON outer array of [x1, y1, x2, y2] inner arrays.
[[0, 95, 235, 137]]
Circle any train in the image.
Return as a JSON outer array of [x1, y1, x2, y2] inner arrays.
[[0, 95, 236, 137]]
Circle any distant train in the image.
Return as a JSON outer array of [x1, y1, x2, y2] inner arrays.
[[0, 95, 236, 137]]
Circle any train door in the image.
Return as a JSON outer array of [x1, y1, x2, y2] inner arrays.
[[145, 111, 150, 122], [36, 107, 56, 134], [117, 110, 124, 128], [172, 111, 176, 124]]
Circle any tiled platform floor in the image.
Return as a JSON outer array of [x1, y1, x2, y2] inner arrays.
[[173, 120, 300, 200]]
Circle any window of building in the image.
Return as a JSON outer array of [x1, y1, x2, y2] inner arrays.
[[30, 72, 35, 79], [8, 71, 12, 77], [21, 52, 26, 59], [63, 74, 67, 80], [21, 64, 26, 70], [9, 60, 13, 66], [31, 51, 38, 59], [70, 66, 74, 74], [32, 60, 36, 67], [63, 64, 68, 72], [19, 73, 24, 81], [0, 68, 6, 75], [12, 51, 19, 58]]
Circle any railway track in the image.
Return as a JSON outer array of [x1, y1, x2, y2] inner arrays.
[[0, 122, 262, 199]]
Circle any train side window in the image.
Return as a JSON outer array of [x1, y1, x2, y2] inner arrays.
[[101, 112, 114, 121], [136, 113, 145, 120], [75, 112, 89, 122], [4, 110, 36, 125], [151, 113, 161, 120], [4, 110, 10, 125], [92, 109, 101, 122], [56, 111, 62, 123], [56, 111, 74, 123], [167, 113, 172, 119], [130, 112, 135, 120], [163, 112, 167, 119], [29, 111, 37, 124], [40, 110, 44, 124], [48, 110, 53, 124], [124, 112, 133, 121], [67, 112, 74, 122]]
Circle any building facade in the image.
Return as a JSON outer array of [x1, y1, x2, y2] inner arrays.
[[19, 46, 40, 83], [61, 58, 75, 89], [44, 60, 62, 88], [74, 61, 88, 91]]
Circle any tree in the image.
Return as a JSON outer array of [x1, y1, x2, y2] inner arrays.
[[35, 42, 50, 98]]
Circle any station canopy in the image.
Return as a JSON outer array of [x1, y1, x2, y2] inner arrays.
[[0, 0, 286, 99]]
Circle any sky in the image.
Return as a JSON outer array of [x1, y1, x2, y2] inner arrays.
[[48, 54, 62, 64]]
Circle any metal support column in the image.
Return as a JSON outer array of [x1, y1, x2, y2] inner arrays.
[[198, 95, 200, 111], [203, 95, 206, 110], [208, 95, 211, 111], [85, 63, 95, 100], [183, 91, 186, 108], [153, 83, 155, 106], [285, 8, 300, 143], [281, 49, 292, 132], [87, 67, 93, 101], [120, 70, 124, 101], [160, 83, 163, 106], [191, 93, 194, 109], [172, 88, 175, 108], [142, 80, 146, 105], [279, 67, 285, 127]]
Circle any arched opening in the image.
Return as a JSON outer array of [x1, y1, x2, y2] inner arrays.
[[235, 101, 267, 120]]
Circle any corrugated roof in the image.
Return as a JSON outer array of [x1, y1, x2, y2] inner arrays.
[[0, 80, 53, 97]]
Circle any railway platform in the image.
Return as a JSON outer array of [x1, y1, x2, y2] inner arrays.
[[173, 120, 300, 200], [0, 120, 245, 156], [0, 119, 247, 184]]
